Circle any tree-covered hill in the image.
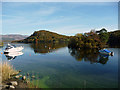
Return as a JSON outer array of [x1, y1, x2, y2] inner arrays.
[[68, 28, 120, 49], [12, 30, 70, 43], [12, 29, 120, 48]]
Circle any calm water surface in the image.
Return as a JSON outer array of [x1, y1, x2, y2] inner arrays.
[[2, 43, 118, 88]]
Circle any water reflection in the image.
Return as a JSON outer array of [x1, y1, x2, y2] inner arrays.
[[69, 48, 109, 64], [4, 52, 23, 61], [98, 54, 109, 64], [30, 43, 68, 54]]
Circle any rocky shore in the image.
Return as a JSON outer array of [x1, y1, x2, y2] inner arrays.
[[2, 74, 28, 89], [1, 62, 37, 89]]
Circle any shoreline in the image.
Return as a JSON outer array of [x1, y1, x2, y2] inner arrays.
[[1, 62, 36, 89]]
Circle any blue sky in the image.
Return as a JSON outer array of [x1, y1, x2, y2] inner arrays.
[[2, 2, 118, 36]]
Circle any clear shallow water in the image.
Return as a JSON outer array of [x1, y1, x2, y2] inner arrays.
[[2, 43, 118, 88]]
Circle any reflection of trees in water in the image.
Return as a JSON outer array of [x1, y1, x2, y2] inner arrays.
[[98, 54, 109, 64], [30, 42, 68, 54], [69, 48, 109, 65]]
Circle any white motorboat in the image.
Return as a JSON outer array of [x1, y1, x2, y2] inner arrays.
[[99, 49, 114, 56], [4, 43, 24, 53]]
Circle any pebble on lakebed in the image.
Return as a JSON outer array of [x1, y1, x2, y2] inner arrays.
[[10, 81, 18, 86], [15, 75, 22, 79], [22, 76, 26, 80], [12, 72, 19, 76], [27, 73, 29, 76], [32, 76, 35, 78], [15, 75, 20, 79], [9, 85, 15, 89], [4, 85, 15, 89]]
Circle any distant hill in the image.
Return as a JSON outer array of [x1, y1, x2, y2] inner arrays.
[[12, 30, 70, 43], [0, 34, 28, 42]]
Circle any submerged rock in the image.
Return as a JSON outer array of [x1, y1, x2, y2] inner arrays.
[[5, 85, 15, 89], [15, 75, 20, 79], [12, 72, 19, 76], [3, 85, 9, 88], [32, 76, 35, 78], [10, 81, 18, 86], [22, 76, 26, 80], [19, 75, 22, 77], [18, 70, 22, 72], [26, 80, 30, 84], [27, 73, 29, 76], [9, 85, 15, 89]]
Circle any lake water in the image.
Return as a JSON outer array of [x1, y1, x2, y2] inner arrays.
[[1, 43, 118, 88]]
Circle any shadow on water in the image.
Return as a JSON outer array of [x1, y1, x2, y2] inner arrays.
[[68, 48, 109, 65], [30, 42, 68, 54]]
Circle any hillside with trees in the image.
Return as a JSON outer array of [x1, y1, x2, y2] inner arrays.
[[12, 29, 120, 49], [68, 28, 107, 49], [68, 28, 120, 49], [12, 30, 70, 43]]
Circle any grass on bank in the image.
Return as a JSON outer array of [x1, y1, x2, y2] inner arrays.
[[1, 61, 43, 88], [0, 42, 3, 46], [0, 62, 18, 81]]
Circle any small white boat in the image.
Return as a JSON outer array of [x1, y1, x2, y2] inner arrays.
[[4, 43, 24, 53], [99, 49, 114, 56]]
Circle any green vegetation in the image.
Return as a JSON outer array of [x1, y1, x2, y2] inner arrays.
[[68, 28, 120, 49], [27, 76, 49, 88], [68, 29, 104, 49], [12, 29, 120, 49], [98, 28, 109, 44], [108, 30, 120, 47], [0, 42, 3, 46], [13, 30, 70, 43]]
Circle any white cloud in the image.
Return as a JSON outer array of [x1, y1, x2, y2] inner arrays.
[[34, 7, 57, 16]]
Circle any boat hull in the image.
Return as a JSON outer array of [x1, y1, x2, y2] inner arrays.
[[4, 46, 24, 53], [99, 49, 114, 56], [99, 52, 111, 55]]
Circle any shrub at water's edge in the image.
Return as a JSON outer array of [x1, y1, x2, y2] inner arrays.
[[0, 62, 19, 81], [1, 62, 38, 88], [0, 42, 3, 46]]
